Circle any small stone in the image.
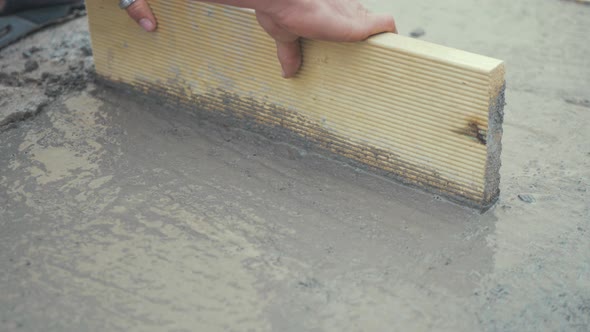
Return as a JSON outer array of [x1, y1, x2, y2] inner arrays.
[[22, 50, 32, 59], [410, 28, 426, 38], [24, 60, 39, 73], [518, 194, 535, 203]]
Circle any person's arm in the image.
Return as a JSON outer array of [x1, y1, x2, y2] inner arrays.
[[124, 0, 397, 78]]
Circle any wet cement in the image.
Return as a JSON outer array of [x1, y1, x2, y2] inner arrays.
[[1, 0, 590, 331]]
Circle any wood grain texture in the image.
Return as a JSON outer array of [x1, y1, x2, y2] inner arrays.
[[86, 0, 505, 209]]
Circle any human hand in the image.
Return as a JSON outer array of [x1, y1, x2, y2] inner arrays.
[[123, 0, 396, 78], [123, 0, 158, 32], [255, 0, 397, 77]]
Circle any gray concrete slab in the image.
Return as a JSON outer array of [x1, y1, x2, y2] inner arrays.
[[1, 1, 589, 331]]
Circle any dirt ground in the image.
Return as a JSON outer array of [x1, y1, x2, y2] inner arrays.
[[0, 0, 589, 331]]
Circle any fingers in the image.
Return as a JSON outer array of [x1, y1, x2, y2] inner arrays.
[[346, 13, 397, 41], [125, 0, 157, 32], [256, 11, 301, 78], [363, 13, 397, 37], [275, 39, 302, 78], [369, 13, 398, 34]]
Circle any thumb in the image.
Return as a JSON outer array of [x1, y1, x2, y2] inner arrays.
[[275, 39, 302, 78], [366, 13, 397, 35], [351, 13, 397, 40], [125, 0, 157, 32]]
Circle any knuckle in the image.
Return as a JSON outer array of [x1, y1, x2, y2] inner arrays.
[[126, 0, 147, 19], [266, 22, 285, 39]]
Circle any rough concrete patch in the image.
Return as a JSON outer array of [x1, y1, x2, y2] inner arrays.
[[0, 18, 95, 99], [0, 86, 48, 130]]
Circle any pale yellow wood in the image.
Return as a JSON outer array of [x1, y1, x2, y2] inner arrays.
[[86, 0, 506, 209]]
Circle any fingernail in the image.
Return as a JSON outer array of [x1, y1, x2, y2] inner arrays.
[[139, 18, 155, 32], [281, 69, 286, 78]]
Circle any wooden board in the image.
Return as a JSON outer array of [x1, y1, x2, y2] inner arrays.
[[86, 0, 506, 210]]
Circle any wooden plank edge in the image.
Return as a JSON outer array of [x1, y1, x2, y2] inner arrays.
[[482, 63, 506, 207]]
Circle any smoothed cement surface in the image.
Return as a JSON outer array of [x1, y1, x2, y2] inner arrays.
[[1, 0, 589, 331]]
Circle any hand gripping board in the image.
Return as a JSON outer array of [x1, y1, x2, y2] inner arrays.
[[86, 0, 506, 210]]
